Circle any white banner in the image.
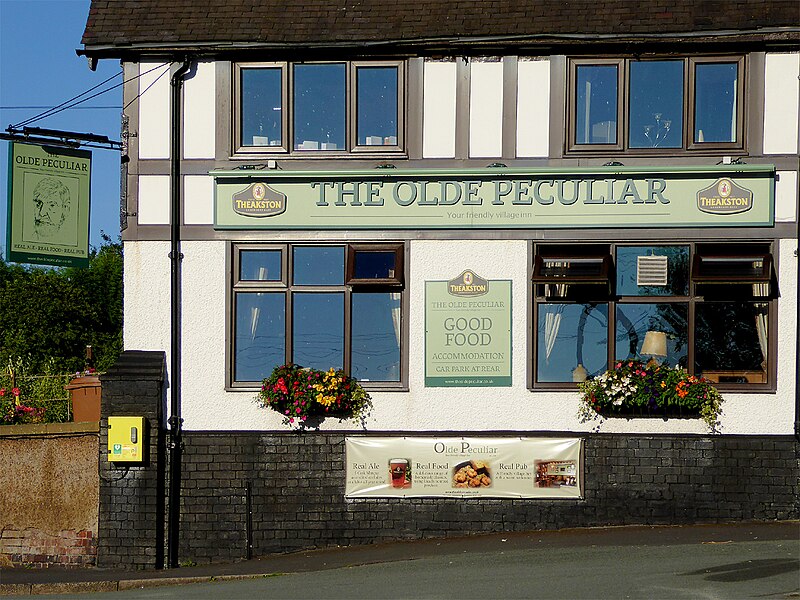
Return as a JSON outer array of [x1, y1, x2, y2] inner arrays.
[[345, 436, 583, 498]]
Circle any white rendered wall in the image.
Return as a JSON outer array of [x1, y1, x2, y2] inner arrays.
[[516, 59, 550, 158], [763, 52, 800, 155], [183, 175, 214, 225], [123, 241, 171, 356], [137, 175, 170, 225], [422, 61, 457, 158], [775, 171, 798, 223], [183, 61, 216, 159], [138, 62, 170, 159], [117, 238, 797, 434], [469, 61, 503, 158]]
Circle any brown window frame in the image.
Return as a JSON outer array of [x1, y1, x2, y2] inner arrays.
[[346, 243, 405, 287], [566, 56, 746, 155], [233, 60, 405, 157], [531, 241, 775, 392], [229, 242, 407, 391]]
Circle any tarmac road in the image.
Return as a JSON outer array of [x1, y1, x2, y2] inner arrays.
[[4, 522, 798, 599]]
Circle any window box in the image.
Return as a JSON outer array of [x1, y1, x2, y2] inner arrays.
[[578, 360, 724, 431]]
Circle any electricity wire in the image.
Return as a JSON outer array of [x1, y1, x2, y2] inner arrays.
[[124, 64, 170, 110], [11, 63, 171, 129]]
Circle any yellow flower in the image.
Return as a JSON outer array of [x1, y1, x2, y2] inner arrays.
[[317, 394, 334, 407], [660, 381, 666, 388]]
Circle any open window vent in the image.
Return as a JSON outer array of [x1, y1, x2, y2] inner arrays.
[[637, 256, 668, 286]]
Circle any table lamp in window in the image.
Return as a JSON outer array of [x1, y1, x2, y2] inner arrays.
[[640, 331, 667, 367]]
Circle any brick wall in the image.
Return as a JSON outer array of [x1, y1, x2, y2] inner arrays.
[[0, 423, 99, 567], [97, 351, 166, 569], [174, 432, 799, 564]]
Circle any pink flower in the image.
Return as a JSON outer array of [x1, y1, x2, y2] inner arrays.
[[11, 388, 20, 397], [0, 389, 5, 397]]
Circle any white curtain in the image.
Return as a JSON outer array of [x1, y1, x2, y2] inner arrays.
[[390, 292, 402, 351], [543, 304, 566, 364], [249, 266, 268, 341], [753, 283, 769, 368]]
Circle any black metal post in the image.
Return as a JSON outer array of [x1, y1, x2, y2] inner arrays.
[[167, 58, 191, 569]]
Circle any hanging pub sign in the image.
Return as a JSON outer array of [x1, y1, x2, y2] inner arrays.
[[345, 436, 583, 499], [425, 271, 512, 387], [6, 142, 91, 267], [212, 165, 774, 230]]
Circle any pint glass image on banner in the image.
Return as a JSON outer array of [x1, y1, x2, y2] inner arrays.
[[389, 458, 411, 488]]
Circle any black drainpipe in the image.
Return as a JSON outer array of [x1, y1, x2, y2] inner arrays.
[[167, 58, 191, 569], [795, 167, 800, 443]]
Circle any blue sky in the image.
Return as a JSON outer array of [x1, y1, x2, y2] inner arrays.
[[0, 0, 121, 256]]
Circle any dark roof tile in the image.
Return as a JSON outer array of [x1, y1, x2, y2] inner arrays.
[[81, 0, 800, 52]]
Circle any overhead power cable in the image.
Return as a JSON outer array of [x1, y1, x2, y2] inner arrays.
[[11, 63, 170, 129]]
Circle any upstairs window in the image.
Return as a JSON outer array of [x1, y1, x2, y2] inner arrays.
[[235, 61, 403, 155], [568, 57, 744, 153]]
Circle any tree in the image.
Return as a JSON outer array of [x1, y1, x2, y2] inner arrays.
[[0, 234, 123, 374]]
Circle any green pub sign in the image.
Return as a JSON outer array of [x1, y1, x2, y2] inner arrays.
[[6, 142, 91, 267], [425, 271, 512, 387], [213, 165, 774, 230]]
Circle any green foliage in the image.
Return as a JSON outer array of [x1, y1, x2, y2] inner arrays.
[[0, 233, 123, 374], [0, 357, 71, 424], [578, 360, 723, 431], [257, 363, 372, 427]]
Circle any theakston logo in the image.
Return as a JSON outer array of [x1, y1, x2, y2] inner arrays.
[[448, 270, 489, 297], [697, 178, 753, 215], [232, 182, 286, 217]]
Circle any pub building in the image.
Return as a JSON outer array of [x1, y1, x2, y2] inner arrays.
[[80, 0, 799, 568]]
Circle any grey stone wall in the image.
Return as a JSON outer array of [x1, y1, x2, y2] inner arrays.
[[174, 432, 799, 564]]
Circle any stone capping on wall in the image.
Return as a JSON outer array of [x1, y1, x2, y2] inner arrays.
[[0, 422, 99, 437]]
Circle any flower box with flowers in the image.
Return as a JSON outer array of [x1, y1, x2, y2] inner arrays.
[[577, 360, 723, 431], [257, 364, 372, 427]]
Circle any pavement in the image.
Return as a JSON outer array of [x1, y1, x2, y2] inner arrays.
[[0, 521, 798, 596]]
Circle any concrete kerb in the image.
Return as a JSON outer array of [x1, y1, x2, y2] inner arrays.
[[1, 573, 288, 596]]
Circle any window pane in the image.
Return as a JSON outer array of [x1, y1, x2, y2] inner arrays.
[[240, 250, 282, 281], [629, 61, 683, 148], [351, 293, 401, 381], [615, 303, 688, 368], [241, 68, 282, 147], [694, 63, 738, 143], [695, 302, 767, 383], [235, 293, 285, 381], [357, 66, 398, 146], [575, 65, 617, 144], [292, 246, 344, 285], [294, 64, 345, 151], [353, 250, 397, 279], [616, 246, 689, 296], [537, 303, 608, 382], [293, 293, 344, 370]]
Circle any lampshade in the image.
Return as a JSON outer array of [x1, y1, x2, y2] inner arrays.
[[572, 363, 588, 382], [641, 331, 667, 357]]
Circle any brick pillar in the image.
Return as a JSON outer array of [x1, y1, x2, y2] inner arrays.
[[97, 351, 166, 569]]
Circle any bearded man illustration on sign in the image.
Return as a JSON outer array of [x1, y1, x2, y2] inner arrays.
[[30, 177, 71, 241]]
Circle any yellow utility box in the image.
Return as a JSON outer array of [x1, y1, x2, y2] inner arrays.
[[107, 416, 145, 462]]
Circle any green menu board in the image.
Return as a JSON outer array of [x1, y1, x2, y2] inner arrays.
[[425, 270, 512, 387]]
